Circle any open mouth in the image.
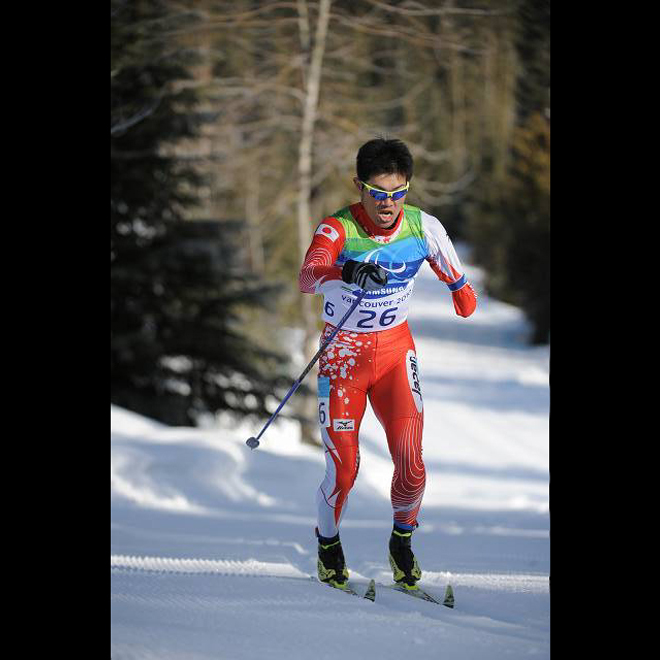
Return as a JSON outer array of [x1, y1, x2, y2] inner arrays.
[[376, 209, 395, 223]]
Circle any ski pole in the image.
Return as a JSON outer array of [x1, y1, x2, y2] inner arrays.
[[246, 289, 367, 450]]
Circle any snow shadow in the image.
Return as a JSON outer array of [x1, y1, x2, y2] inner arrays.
[[409, 315, 532, 350], [356, 430, 548, 493], [420, 373, 549, 415]]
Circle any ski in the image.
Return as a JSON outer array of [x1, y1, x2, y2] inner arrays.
[[327, 581, 360, 597], [315, 577, 375, 600], [393, 584, 440, 604], [390, 583, 454, 608]]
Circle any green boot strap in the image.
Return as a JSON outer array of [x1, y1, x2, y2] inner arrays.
[[392, 529, 412, 539]]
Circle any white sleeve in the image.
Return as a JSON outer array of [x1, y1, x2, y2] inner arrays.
[[421, 211, 468, 290]]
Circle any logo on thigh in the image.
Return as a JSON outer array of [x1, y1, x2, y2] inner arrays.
[[406, 350, 423, 413], [333, 419, 355, 432]]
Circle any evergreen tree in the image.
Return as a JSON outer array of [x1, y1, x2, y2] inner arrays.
[[111, 0, 287, 426], [471, 112, 549, 344], [467, 0, 550, 344]]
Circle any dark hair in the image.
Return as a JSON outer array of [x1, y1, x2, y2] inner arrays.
[[356, 138, 414, 183]]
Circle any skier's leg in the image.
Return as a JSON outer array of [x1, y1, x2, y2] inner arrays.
[[315, 326, 370, 539], [382, 416, 425, 529], [368, 327, 426, 531], [368, 327, 425, 586], [315, 420, 363, 538]]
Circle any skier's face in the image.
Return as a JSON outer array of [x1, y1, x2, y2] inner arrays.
[[355, 172, 409, 228]]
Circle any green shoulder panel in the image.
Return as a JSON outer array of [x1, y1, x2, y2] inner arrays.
[[330, 204, 424, 248], [331, 206, 365, 240], [331, 206, 371, 253], [401, 204, 424, 239]]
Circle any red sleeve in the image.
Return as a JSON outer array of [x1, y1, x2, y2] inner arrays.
[[427, 259, 477, 318], [298, 217, 346, 294], [451, 282, 477, 318]]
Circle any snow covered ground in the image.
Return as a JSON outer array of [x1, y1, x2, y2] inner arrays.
[[111, 253, 550, 659]]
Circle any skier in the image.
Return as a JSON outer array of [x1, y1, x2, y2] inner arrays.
[[299, 138, 477, 592]]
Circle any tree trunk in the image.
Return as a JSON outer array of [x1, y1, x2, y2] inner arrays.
[[296, 0, 332, 447], [245, 166, 265, 275]]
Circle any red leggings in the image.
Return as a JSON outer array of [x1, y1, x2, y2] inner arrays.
[[315, 321, 425, 538]]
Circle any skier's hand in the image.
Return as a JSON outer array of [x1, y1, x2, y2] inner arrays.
[[341, 260, 388, 291]]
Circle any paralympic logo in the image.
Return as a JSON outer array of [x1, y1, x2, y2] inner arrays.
[[363, 248, 407, 275]]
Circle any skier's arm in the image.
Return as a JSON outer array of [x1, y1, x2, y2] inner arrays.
[[448, 278, 477, 318], [422, 212, 477, 318], [299, 217, 346, 294]]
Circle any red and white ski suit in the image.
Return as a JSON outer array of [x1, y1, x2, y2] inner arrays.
[[299, 202, 476, 537]]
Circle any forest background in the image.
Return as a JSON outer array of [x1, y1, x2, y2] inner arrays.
[[111, 0, 550, 441]]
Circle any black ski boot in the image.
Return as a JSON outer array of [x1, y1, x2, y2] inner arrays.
[[389, 524, 422, 590], [316, 529, 349, 589]]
